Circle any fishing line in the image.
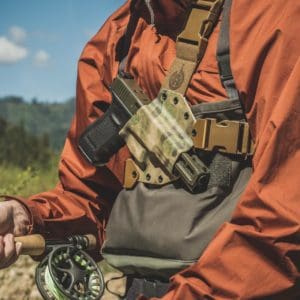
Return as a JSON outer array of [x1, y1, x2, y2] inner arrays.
[[36, 245, 104, 300]]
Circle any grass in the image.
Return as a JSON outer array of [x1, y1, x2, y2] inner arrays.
[[0, 156, 59, 197]]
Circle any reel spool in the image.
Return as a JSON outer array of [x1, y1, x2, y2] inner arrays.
[[35, 243, 104, 300]]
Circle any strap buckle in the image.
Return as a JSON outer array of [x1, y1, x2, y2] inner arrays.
[[192, 118, 254, 157], [176, 0, 224, 62]]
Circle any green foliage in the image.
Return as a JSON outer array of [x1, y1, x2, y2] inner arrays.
[[0, 96, 74, 151], [0, 166, 37, 195], [0, 117, 54, 169], [0, 157, 59, 197], [0, 96, 72, 197]]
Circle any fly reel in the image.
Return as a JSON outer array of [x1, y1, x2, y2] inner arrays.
[[15, 234, 104, 300]]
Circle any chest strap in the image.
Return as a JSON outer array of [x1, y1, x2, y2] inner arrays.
[[192, 0, 254, 157]]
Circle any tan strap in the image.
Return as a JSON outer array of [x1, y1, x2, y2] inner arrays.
[[124, 159, 140, 189], [162, 0, 224, 95]]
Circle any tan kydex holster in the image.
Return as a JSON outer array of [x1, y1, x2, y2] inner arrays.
[[119, 0, 253, 191]]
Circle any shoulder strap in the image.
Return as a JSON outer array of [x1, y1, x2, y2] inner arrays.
[[161, 0, 224, 95], [117, 1, 139, 78], [119, 0, 239, 104], [216, 0, 239, 101]]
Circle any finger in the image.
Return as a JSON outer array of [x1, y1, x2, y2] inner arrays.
[[0, 204, 13, 235], [0, 236, 6, 269], [3, 234, 17, 265], [0, 236, 4, 260], [1, 234, 18, 269]]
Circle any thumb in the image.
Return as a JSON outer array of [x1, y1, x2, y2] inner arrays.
[[15, 241, 23, 256]]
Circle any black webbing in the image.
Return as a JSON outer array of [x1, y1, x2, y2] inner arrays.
[[124, 277, 170, 299], [217, 0, 240, 101], [117, 1, 139, 78]]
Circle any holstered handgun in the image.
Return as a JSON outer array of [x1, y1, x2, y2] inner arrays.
[[78, 78, 150, 166], [78, 76, 209, 192]]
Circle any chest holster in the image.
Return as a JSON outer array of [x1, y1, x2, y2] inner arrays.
[[78, 0, 253, 193]]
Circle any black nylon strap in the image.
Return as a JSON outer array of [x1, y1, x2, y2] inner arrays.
[[117, 1, 139, 78], [124, 277, 170, 299], [217, 0, 240, 101]]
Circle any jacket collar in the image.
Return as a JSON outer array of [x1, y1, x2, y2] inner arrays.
[[133, 0, 193, 34]]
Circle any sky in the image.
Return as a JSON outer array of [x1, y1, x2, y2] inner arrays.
[[0, 0, 125, 102]]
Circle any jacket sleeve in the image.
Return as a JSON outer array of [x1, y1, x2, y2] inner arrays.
[[11, 2, 131, 249], [151, 2, 300, 300]]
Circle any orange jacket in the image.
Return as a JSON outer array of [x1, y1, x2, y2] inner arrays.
[[17, 0, 300, 299]]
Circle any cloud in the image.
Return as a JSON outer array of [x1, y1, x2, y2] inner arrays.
[[9, 26, 27, 44], [34, 50, 50, 67], [0, 36, 28, 64]]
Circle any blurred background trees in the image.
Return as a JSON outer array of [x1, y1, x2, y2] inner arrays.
[[0, 96, 74, 196]]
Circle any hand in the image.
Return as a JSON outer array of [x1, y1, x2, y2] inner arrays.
[[0, 200, 30, 269]]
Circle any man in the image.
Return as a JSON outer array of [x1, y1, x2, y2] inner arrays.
[[0, 0, 300, 299]]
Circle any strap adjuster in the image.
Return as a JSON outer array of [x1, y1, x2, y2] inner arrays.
[[176, 0, 224, 62], [192, 118, 254, 157]]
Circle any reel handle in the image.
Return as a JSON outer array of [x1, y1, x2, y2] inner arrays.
[[83, 234, 97, 250], [15, 234, 98, 256]]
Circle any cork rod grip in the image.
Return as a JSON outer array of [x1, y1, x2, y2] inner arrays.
[[14, 234, 97, 256], [15, 234, 46, 256]]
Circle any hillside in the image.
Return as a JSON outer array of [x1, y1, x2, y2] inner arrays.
[[0, 96, 75, 151]]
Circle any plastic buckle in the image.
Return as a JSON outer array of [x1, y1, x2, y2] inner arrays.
[[192, 118, 254, 156], [177, 0, 224, 61]]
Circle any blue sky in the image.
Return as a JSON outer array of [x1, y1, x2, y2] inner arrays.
[[0, 0, 125, 102]]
